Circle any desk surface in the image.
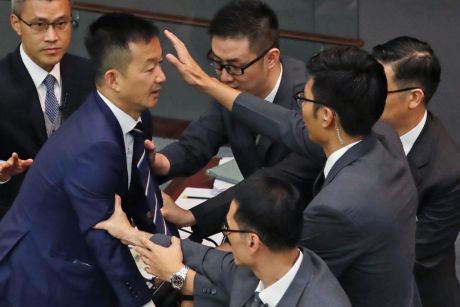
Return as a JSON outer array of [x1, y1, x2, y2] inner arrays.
[[163, 158, 220, 200]]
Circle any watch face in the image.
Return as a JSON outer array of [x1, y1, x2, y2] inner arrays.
[[171, 274, 185, 289]]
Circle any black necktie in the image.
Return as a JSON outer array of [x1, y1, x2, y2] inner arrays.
[[130, 122, 170, 235], [244, 292, 267, 307]]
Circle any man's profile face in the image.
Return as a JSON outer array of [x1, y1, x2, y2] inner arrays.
[[225, 201, 250, 266], [116, 37, 166, 119], [10, 0, 72, 72], [379, 64, 410, 131], [301, 78, 322, 144], [210, 36, 271, 98]]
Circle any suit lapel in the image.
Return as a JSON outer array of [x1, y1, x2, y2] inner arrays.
[[11, 47, 47, 145], [407, 113, 433, 188], [277, 249, 310, 306], [324, 133, 377, 188], [93, 92, 129, 194], [230, 270, 259, 307], [255, 62, 296, 163]]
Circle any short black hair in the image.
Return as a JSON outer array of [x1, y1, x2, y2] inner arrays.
[[84, 13, 159, 84], [233, 171, 303, 252], [209, 0, 279, 53], [372, 36, 441, 105], [307, 47, 387, 136]]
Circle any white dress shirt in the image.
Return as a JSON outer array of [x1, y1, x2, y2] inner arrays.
[[400, 110, 427, 155], [254, 64, 283, 144], [255, 250, 303, 306], [20, 44, 62, 112], [324, 140, 362, 178], [97, 91, 140, 188]]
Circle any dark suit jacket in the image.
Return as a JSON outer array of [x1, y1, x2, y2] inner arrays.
[[0, 92, 157, 307], [233, 92, 460, 306], [410, 112, 460, 307], [0, 47, 95, 218], [160, 58, 325, 238], [301, 128, 418, 307], [232, 93, 419, 306], [152, 234, 351, 307]]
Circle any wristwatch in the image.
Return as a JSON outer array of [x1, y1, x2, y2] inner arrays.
[[170, 265, 190, 291]]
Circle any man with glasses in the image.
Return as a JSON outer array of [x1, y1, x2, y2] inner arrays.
[[152, 0, 324, 240], [95, 173, 351, 307], [373, 36, 460, 307], [162, 29, 420, 305], [0, 0, 94, 218]]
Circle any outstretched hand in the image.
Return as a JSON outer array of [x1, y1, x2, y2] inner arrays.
[[136, 236, 184, 281], [164, 29, 241, 111], [94, 195, 138, 245], [164, 29, 213, 88], [161, 191, 196, 227], [0, 152, 33, 182]]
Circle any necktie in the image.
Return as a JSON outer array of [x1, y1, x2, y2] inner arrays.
[[244, 292, 267, 307], [130, 122, 170, 235], [43, 74, 59, 123]]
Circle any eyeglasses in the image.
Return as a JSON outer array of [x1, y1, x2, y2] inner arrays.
[[387, 87, 423, 94], [16, 15, 73, 33], [207, 42, 276, 76], [221, 220, 255, 237], [294, 91, 329, 109]]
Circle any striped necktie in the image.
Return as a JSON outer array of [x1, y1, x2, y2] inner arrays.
[[130, 122, 170, 235], [244, 292, 267, 307], [43, 74, 59, 123]]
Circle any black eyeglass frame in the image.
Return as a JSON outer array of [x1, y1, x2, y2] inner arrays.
[[294, 91, 331, 109], [207, 41, 277, 76], [16, 14, 73, 32], [387, 87, 424, 94]]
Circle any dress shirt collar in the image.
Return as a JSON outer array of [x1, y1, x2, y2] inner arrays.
[[263, 64, 283, 103], [400, 110, 427, 155], [324, 140, 362, 178], [97, 90, 140, 134], [255, 249, 303, 307], [20, 43, 61, 89]]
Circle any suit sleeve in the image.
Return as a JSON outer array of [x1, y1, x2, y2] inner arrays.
[[415, 186, 460, 263], [233, 92, 322, 158], [300, 204, 364, 277], [190, 151, 324, 239], [160, 103, 227, 179], [63, 141, 151, 307]]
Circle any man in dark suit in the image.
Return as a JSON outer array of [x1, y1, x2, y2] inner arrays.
[[96, 173, 352, 307], [373, 36, 460, 307], [164, 32, 419, 306], [0, 13, 169, 307], [152, 0, 324, 239], [0, 0, 94, 218]]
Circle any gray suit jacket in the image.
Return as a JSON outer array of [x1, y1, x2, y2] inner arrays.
[[160, 58, 324, 239], [153, 234, 351, 307], [410, 112, 460, 307], [301, 128, 418, 307]]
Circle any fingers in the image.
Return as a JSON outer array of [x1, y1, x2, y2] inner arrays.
[[93, 220, 106, 230], [144, 139, 156, 152], [139, 236, 155, 250], [164, 30, 184, 51], [114, 194, 122, 211]]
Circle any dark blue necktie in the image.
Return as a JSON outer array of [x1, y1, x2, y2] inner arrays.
[[130, 122, 170, 235], [43, 74, 59, 123], [244, 292, 267, 307]]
